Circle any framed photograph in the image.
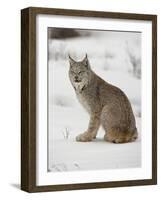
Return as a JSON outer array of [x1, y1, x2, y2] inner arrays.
[[21, 7, 157, 192]]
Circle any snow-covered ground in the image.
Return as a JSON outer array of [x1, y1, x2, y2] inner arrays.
[[48, 30, 141, 172]]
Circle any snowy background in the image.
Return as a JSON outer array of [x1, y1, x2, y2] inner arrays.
[[48, 28, 141, 172]]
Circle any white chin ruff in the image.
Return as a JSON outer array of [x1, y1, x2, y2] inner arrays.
[[74, 82, 84, 92]]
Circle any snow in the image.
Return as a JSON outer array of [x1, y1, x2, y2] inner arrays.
[[48, 29, 141, 172]]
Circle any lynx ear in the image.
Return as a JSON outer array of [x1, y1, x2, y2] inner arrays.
[[68, 54, 75, 66], [82, 53, 89, 67]]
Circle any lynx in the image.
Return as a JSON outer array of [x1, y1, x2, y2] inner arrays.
[[68, 54, 138, 143]]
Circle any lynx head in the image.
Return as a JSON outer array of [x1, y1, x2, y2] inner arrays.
[[68, 54, 91, 91]]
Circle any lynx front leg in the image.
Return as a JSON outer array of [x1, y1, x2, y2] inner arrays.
[[76, 113, 100, 142]]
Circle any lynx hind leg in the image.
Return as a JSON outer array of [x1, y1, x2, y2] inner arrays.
[[104, 128, 138, 144], [101, 105, 138, 144]]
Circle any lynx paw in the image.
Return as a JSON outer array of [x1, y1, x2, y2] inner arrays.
[[76, 132, 93, 142]]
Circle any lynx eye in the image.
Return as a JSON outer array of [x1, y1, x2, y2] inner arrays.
[[78, 71, 85, 75], [71, 71, 76, 75]]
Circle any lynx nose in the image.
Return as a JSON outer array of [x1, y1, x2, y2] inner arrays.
[[75, 76, 79, 81], [75, 76, 80, 82]]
